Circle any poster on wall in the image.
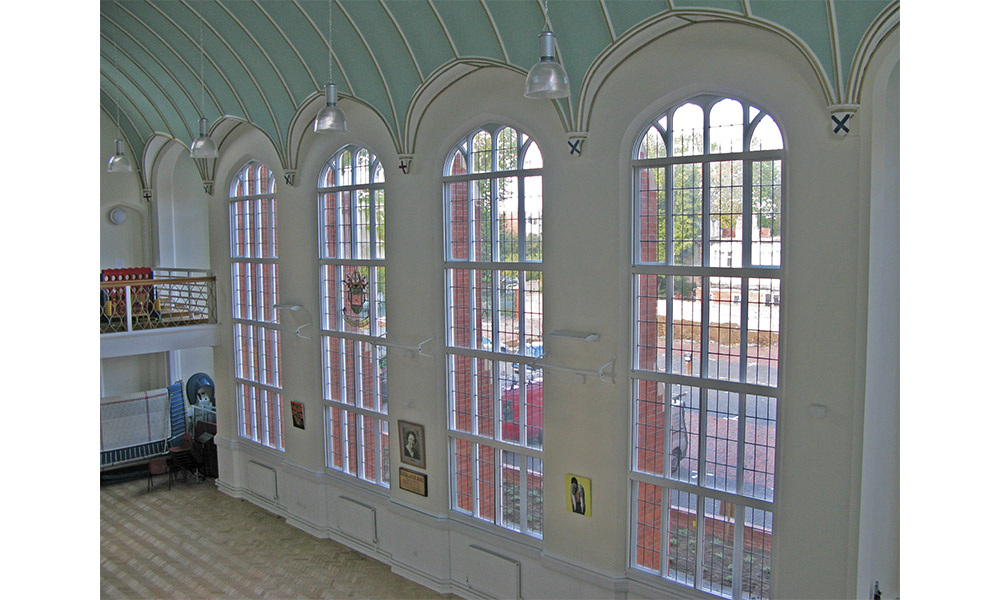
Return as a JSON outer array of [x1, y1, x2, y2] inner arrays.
[[566, 474, 592, 516], [399, 467, 428, 496], [290, 401, 305, 430]]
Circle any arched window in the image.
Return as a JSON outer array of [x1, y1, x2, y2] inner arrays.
[[444, 125, 544, 537], [229, 160, 283, 450], [629, 96, 782, 599], [318, 145, 389, 487]]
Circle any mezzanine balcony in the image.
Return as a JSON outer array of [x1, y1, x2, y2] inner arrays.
[[100, 267, 221, 358]]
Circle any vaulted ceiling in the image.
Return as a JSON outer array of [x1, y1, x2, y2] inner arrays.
[[100, 0, 898, 177]]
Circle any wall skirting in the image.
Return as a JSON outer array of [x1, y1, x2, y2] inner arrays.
[[219, 428, 747, 600]]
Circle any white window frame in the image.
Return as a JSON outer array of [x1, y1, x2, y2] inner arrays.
[[318, 145, 390, 488], [443, 125, 545, 538], [628, 96, 784, 600], [229, 160, 284, 451]]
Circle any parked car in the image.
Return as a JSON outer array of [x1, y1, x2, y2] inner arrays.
[[500, 379, 543, 446]]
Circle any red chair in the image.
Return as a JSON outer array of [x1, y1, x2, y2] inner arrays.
[[168, 433, 197, 484], [148, 456, 170, 491]]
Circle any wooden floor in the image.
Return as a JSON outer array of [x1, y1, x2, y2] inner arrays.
[[100, 474, 457, 599]]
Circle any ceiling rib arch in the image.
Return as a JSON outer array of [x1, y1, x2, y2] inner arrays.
[[378, 0, 426, 81], [99, 1, 898, 182], [182, 1, 286, 145], [214, 0, 297, 110], [334, 0, 401, 138], [112, 2, 232, 121]]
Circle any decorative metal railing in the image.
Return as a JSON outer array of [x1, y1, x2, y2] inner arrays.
[[100, 268, 217, 334]]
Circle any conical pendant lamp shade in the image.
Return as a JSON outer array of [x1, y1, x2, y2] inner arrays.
[[315, 83, 347, 133], [525, 29, 570, 99], [190, 117, 218, 158], [107, 139, 133, 173]]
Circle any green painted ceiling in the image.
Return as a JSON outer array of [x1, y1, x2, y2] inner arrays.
[[100, 0, 897, 174]]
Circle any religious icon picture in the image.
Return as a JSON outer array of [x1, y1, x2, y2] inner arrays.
[[398, 420, 426, 469], [566, 473, 591, 516]]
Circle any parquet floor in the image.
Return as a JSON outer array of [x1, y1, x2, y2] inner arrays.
[[100, 474, 457, 599]]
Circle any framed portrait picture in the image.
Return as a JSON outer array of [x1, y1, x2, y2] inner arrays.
[[290, 401, 305, 430], [398, 420, 426, 469], [566, 474, 592, 517]]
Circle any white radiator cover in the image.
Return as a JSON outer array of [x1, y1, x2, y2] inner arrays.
[[467, 545, 520, 600], [339, 496, 377, 544], [247, 461, 278, 501]]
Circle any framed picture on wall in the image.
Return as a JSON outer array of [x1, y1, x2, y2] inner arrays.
[[566, 474, 592, 516], [290, 401, 305, 429], [398, 420, 426, 469]]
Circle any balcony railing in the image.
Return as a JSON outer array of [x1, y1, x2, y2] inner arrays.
[[101, 268, 217, 334]]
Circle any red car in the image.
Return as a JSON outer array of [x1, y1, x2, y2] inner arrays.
[[500, 380, 543, 446]]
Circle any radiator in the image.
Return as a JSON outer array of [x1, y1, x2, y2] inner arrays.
[[247, 461, 278, 501], [339, 496, 377, 544], [467, 545, 520, 600]]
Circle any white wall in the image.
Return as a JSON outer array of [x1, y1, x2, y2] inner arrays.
[[100, 114, 218, 397], [855, 33, 901, 600], [100, 112, 146, 269], [153, 18, 898, 600]]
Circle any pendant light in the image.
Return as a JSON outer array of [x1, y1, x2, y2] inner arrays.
[[524, 0, 570, 99], [190, 17, 218, 158], [315, 0, 347, 133], [107, 6, 133, 173]]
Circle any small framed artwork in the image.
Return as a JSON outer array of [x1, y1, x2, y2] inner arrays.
[[566, 474, 592, 516], [290, 401, 305, 430], [399, 467, 428, 497], [398, 420, 426, 469]]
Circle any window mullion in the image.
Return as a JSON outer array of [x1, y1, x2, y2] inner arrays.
[[733, 504, 746, 599], [659, 484, 670, 576], [740, 277, 750, 382], [520, 450, 529, 533], [518, 175, 526, 262], [695, 494, 706, 591], [494, 446, 503, 526], [742, 158, 753, 268], [700, 275, 710, 376], [520, 363, 527, 446], [737, 393, 747, 495]]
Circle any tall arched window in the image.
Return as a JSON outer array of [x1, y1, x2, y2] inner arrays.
[[318, 146, 389, 487], [444, 125, 544, 537], [230, 161, 283, 450], [629, 96, 782, 599]]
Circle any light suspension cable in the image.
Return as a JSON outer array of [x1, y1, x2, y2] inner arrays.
[[525, 0, 570, 99], [190, 16, 218, 158], [107, 5, 133, 174], [315, 0, 347, 133]]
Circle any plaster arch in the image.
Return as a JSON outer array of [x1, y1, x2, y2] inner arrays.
[[592, 18, 874, 600], [146, 135, 210, 270], [409, 65, 566, 179], [290, 97, 399, 191], [576, 10, 840, 139], [853, 25, 899, 600], [286, 89, 397, 179], [214, 120, 286, 198], [401, 58, 564, 160]]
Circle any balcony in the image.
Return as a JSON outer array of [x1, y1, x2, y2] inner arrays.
[[101, 268, 222, 358]]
